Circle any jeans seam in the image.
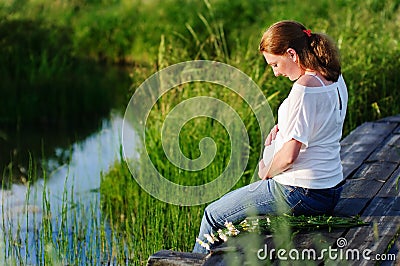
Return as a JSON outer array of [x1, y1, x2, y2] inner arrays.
[[205, 209, 223, 230], [222, 199, 273, 222], [290, 199, 303, 213]]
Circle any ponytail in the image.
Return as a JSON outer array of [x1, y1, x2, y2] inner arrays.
[[306, 33, 341, 81]]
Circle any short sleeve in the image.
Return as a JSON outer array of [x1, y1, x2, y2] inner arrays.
[[284, 89, 316, 150]]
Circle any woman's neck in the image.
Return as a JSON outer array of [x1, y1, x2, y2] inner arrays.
[[295, 69, 317, 80], [304, 70, 317, 76]]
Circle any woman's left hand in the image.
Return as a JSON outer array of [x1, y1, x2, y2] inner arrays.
[[265, 124, 279, 146]]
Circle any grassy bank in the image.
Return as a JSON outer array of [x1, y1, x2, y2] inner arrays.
[[2, 0, 400, 265]]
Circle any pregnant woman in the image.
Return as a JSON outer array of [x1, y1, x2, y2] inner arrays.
[[193, 20, 348, 254]]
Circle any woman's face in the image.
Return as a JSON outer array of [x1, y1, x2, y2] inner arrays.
[[262, 50, 302, 81]]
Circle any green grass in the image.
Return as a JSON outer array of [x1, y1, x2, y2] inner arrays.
[[1, 0, 400, 265], [1, 0, 399, 129], [1, 165, 135, 265]]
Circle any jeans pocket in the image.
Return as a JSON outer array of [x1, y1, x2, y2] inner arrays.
[[287, 185, 300, 193], [288, 187, 337, 216], [290, 199, 327, 216], [308, 187, 343, 208]]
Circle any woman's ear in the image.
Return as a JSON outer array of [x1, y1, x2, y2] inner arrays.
[[286, 48, 297, 62]]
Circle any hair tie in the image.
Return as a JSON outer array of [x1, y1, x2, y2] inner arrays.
[[303, 29, 312, 37]]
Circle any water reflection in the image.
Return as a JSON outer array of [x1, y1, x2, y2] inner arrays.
[[0, 59, 131, 186], [0, 112, 137, 264]]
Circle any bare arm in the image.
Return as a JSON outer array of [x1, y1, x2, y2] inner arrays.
[[258, 138, 302, 180]]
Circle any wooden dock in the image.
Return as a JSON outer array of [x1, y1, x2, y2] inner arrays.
[[148, 114, 400, 265]]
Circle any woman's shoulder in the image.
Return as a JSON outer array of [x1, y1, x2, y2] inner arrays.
[[295, 73, 334, 88]]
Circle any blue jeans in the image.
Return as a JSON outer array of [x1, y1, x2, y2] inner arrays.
[[192, 179, 343, 254]]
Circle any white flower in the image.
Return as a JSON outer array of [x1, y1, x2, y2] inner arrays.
[[224, 221, 240, 236], [211, 232, 219, 242], [248, 218, 260, 231], [217, 229, 228, 242], [204, 233, 217, 244], [240, 219, 248, 225], [224, 221, 234, 229], [196, 238, 210, 251], [251, 219, 259, 226]]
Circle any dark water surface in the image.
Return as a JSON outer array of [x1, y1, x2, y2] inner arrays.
[[0, 112, 138, 264], [0, 62, 136, 263]]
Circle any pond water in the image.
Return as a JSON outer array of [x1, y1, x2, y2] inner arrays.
[[0, 111, 137, 264]]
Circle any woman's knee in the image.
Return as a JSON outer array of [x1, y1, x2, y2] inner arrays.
[[203, 200, 229, 229]]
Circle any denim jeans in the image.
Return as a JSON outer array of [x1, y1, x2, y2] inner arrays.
[[192, 179, 343, 254]]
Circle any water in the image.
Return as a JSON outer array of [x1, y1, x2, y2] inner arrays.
[[0, 112, 137, 264]]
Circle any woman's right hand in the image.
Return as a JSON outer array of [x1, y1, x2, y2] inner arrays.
[[265, 124, 279, 146]]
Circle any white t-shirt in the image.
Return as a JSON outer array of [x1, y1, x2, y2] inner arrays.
[[268, 75, 348, 189]]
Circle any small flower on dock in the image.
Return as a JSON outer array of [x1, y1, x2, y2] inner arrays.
[[217, 229, 228, 242], [204, 233, 218, 244], [224, 221, 240, 236], [250, 218, 260, 231], [239, 219, 250, 231], [196, 238, 210, 251]]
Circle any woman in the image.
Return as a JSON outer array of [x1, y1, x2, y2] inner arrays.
[[193, 20, 348, 254]]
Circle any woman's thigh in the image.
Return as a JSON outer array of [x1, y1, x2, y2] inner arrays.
[[204, 179, 291, 227]]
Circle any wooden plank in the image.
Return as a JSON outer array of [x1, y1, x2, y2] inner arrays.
[[386, 234, 400, 266], [377, 166, 400, 198], [341, 167, 400, 266], [202, 237, 270, 266], [340, 122, 396, 147], [335, 161, 398, 216], [147, 250, 206, 266], [341, 149, 378, 179], [395, 125, 400, 134], [339, 121, 396, 178], [367, 134, 400, 163], [378, 114, 400, 123], [346, 161, 398, 182], [290, 230, 344, 264]]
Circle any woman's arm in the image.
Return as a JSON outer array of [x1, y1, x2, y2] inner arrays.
[[258, 138, 302, 180]]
